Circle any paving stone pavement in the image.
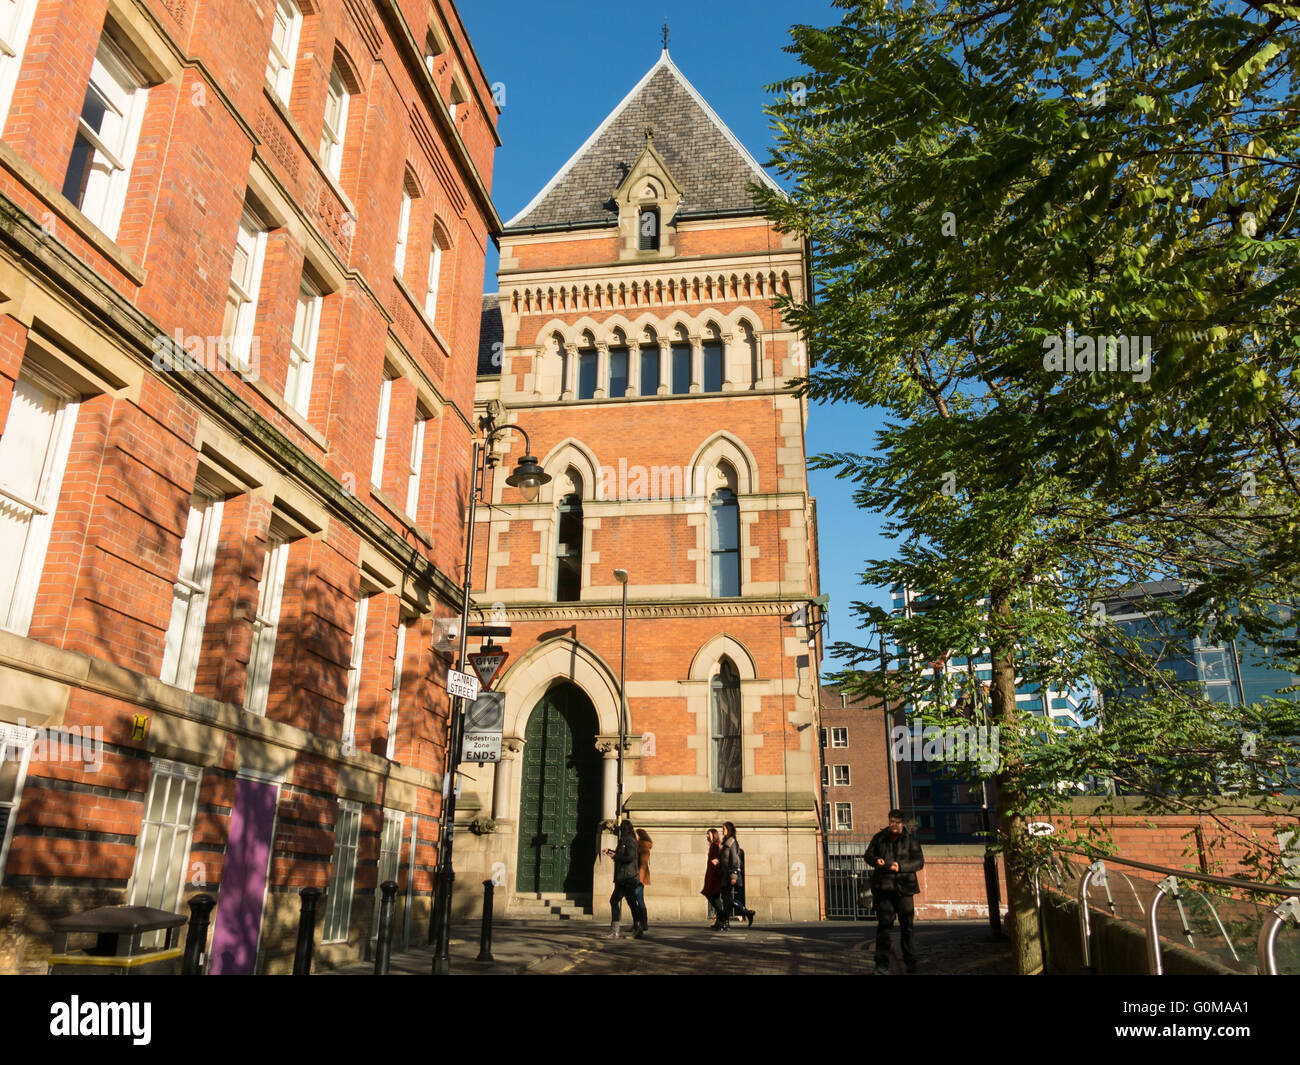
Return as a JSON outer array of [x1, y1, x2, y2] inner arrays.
[[329, 918, 1016, 976]]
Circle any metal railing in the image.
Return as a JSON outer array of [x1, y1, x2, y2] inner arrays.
[[1036, 848, 1300, 975]]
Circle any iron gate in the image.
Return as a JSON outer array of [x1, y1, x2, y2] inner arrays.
[[824, 833, 875, 920]]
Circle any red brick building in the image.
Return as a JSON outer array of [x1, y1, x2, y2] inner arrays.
[[0, 0, 497, 971], [460, 48, 824, 923]]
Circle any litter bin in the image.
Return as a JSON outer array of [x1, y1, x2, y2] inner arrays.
[[47, 905, 187, 975]]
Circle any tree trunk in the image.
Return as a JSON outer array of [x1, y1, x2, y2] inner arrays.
[[989, 584, 1043, 975]]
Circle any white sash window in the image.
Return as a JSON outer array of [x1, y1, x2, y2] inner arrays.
[[265, 0, 301, 106], [341, 595, 368, 753], [160, 494, 224, 691], [320, 65, 348, 179], [385, 620, 406, 759], [286, 278, 321, 416], [245, 540, 290, 716], [370, 376, 392, 488], [0, 370, 78, 637], [0, 0, 38, 130], [223, 206, 268, 374], [61, 36, 147, 238]]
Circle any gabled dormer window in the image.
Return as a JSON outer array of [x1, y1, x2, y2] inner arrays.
[[638, 207, 659, 251]]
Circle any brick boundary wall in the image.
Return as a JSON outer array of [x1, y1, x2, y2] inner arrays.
[[901, 799, 1297, 920]]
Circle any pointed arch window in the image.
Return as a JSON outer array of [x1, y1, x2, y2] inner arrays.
[[638, 207, 659, 251], [576, 347, 597, 400], [639, 345, 660, 396], [710, 470, 740, 597], [703, 339, 724, 393], [671, 342, 691, 395], [555, 472, 583, 602], [711, 658, 742, 793], [608, 344, 628, 397]]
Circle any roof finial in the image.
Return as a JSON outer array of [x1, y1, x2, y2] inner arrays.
[[645, 126, 654, 146], [661, 19, 670, 52]]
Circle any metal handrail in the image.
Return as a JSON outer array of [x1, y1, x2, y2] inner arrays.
[[1055, 847, 1300, 897], [1054, 850, 1300, 975]]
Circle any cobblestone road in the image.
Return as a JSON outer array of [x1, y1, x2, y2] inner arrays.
[[332, 918, 1016, 976]]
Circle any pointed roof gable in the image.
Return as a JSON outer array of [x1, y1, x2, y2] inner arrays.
[[505, 51, 782, 232]]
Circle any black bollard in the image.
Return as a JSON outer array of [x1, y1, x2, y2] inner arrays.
[[476, 879, 495, 963], [374, 880, 398, 975], [182, 894, 216, 974], [293, 887, 324, 975]]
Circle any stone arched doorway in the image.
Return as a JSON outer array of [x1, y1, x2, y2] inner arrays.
[[516, 682, 602, 896]]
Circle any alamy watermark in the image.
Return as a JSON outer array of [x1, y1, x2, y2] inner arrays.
[[891, 724, 1000, 774], [151, 329, 260, 381], [1042, 325, 1152, 383], [1, 718, 104, 773]]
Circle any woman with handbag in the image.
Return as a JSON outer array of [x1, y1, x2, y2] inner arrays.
[[714, 821, 743, 931]]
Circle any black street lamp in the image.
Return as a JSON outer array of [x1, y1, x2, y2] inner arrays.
[[430, 421, 549, 975], [613, 569, 629, 816]]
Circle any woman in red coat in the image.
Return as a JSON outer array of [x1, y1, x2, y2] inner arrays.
[[701, 828, 724, 923]]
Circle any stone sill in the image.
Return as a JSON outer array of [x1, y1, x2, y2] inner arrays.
[[245, 373, 330, 451], [369, 485, 434, 547], [394, 275, 452, 360]]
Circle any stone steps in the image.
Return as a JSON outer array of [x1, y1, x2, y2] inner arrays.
[[511, 892, 594, 921]]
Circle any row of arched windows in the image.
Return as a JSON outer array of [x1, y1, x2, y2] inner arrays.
[[555, 321, 759, 401]]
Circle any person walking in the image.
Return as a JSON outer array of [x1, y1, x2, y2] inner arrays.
[[635, 828, 653, 932], [603, 819, 647, 939], [714, 821, 742, 931], [733, 842, 755, 928], [865, 809, 925, 974], [702, 828, 724, 923]]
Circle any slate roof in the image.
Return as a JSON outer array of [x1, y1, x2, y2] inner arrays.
[[505, 51, 781, 231], [478, 294, 502, 376]]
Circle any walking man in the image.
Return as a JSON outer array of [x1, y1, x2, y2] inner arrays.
[[865, 809, 924, 974]]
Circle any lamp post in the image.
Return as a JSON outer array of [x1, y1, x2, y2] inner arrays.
[[430, 423, 549, 975], [613, 569, 629, 817]]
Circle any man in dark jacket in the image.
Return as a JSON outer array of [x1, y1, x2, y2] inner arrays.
[[864, 810, 924, 974]]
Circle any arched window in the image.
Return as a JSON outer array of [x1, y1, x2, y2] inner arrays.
[[709, 463, 740, 597], [638, 207, 659, 251], [320, 61, 350, 179], [426, 223, 449, 324], [576, 338, 597, 400], [711, 658, 742, 792], [555, 469, 583, 601], [608, 332, 628, 397], [639, 329, 660, 396], [703, 326, 724, 392]]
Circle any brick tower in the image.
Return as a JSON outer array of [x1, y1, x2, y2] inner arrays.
[[459, 48, 824, 922]]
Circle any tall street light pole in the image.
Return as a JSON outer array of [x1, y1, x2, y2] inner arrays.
[[431, 424, 549, 975], [613, 569, 628, 817]]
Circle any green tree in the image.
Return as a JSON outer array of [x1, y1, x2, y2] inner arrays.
[[759, 0, 1300, 972]]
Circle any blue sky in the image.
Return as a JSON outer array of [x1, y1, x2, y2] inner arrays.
[[459, 0, 896, 671]]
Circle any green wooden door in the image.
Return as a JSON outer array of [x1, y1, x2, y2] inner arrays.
[[516, 684, 600, 895]]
